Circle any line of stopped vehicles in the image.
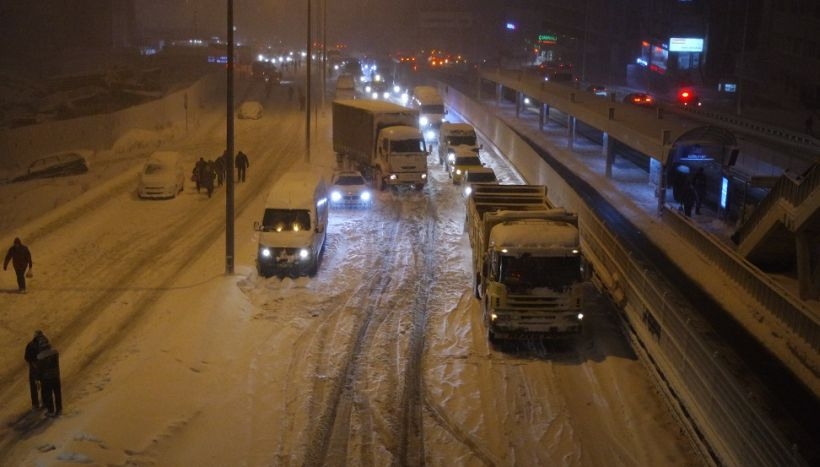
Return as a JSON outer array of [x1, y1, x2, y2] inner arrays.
[[132, 91, 591, 343]]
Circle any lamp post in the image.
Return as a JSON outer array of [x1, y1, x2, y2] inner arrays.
[[225, 0, 235, 274], [305, 0, 312, 162]]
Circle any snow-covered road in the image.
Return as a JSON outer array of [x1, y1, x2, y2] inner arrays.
[[0, 78, 699, 465]]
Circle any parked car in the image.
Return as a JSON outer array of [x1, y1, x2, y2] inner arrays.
[[137, 151, 186, 199], [238, 101, 263, 119], [329, 170, 372, 208], [623, 92, 656, 107], [13, 150, 90, 182]]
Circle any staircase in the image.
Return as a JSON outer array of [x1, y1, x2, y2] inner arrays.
[[733, 163, 820, 298]]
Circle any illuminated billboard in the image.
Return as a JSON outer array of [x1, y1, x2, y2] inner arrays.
[[669, 37, 704, 52]]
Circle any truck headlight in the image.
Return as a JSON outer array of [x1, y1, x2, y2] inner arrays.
[[577, 313, 584, 321], [389, 173, 397, 181], [419, 116, 429, 127], [456, 169, 463, 175], [260, 247, 272, 258], [299, 249, 309, 259], [421, 173, 427, 180]]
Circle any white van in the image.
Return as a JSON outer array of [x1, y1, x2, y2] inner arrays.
[[254, 171, 329, 277], [137, 151, 185, 199]]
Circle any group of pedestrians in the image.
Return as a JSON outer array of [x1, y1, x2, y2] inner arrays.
[[24, 330, 62, 417], [676, 167, 707, 218], [192, 150, 250, 198]]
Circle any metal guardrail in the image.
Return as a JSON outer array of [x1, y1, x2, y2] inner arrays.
[[580, 206, 808, 466], [679, 105, 820, 150], [665, 203, 820, 353], [734, 163, 820, 244]]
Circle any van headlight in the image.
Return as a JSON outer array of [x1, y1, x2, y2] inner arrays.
[[260, 247, 272, 258], [330, 190, 342, 202], [299, 249, 309, 259], [360, 191, 371, 201]]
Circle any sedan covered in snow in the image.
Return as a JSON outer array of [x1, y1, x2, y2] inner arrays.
[[137, 151, 186, 199], [238, 101, 263, 120]]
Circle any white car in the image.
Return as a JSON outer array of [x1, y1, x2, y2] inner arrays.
[[238, 101, 263, 119], [329, 170, 372, 208], [137, 151, 186, 199], [461, 167, 498, 197]]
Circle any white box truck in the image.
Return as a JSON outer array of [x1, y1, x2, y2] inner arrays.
[[253, 171, 329, 277], [466, 184, 589, 341], [332, 99, 428, 190]]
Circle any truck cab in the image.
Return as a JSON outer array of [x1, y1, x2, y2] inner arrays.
[[438, 122, 480, 168]]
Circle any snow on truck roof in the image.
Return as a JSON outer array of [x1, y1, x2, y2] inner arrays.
[[490, 219, 579, 250], [333, 99, 417, 114], [440, 122, 475, 134]]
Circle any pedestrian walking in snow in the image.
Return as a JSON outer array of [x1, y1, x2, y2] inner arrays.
[[24, 330, 47, 410], [214, 154, 226, 187], [193, 157, 207, 192], [235, 151, 249, 182], [203, 160, 216, 198], [36, 335, 62, 417], [692, 167, 707, 214], [4, 237, 33, 293]]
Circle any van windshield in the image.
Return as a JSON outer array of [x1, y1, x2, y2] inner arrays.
[[262, 209, 311, 232]]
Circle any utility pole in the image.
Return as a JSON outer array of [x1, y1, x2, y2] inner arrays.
[[225, 0, 235, 274]]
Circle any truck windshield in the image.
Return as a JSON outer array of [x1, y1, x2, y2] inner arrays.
[[262, 209, 311, 232], [392, 138, 425, 153], [498, 255, 581, 289]]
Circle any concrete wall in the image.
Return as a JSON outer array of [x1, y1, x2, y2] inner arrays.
[[0, 73, 224, 173]]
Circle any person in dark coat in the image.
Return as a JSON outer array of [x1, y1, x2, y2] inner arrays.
[[202, 160, 216, 198], [681, 182, 696, 217], [235, 151, 249, 182], [692, 167, 707, 214], [4, 237, 33, 293], [193, 157, 207, 192], [36, 336, 62, 417], [214, 154, 225, 187], [24, 330, 47, 409]]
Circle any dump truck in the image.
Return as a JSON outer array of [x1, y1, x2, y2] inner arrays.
[[466, 184, 587, 340], [332, 99, 428, 190]]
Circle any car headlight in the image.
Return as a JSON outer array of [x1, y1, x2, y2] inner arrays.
[[330, 191, 342, 202], [447, 152, 455, 162], [419, 116, 429, 127], [260, 247, 272, 258], [456, 169, 463, 175], [382, 91, 390, 99], [299, 249, 309, 259], [360, 191, 371, 201], [464, 186, 472, 196], [577, 313, 584, 321], [393, 84, 401, 93], [389, 173, 397, 180], [371, 92, 378, 99], [365, 85, 372, 93]]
